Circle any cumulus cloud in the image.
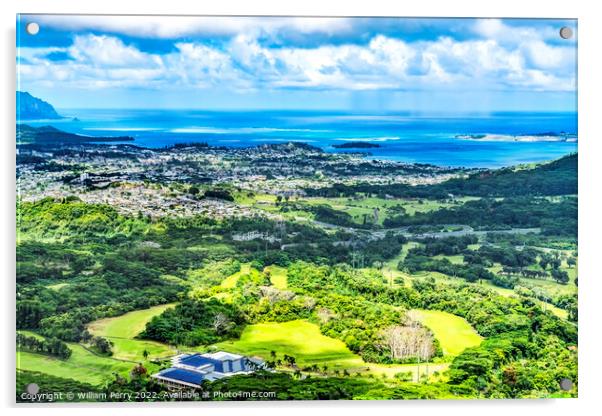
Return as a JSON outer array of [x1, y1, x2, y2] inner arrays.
[[472, 18, 570, 45], [17, 27, 576, 93], [69, 35, 160, 67], [29, 15, 354, 39]]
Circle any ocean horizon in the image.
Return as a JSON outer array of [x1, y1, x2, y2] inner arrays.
[[22, 109, 578, 168]]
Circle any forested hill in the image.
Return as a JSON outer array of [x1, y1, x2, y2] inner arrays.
[[306, 153, 577, 199], [17, 91, 61, 120], [428, 153, 577, 197]]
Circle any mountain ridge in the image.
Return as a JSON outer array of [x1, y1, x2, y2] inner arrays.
[[17, 91, 62, 120]]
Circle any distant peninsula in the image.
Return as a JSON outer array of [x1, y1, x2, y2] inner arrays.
[[17, 124, 134, 145], [455, 132, 577, 143], [17, 91, 62, 120], [332, 142, 381, 149]]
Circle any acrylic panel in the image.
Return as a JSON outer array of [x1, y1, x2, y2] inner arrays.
[[16, 15, 578, 402]]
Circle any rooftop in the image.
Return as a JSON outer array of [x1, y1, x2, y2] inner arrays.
[[203, 351, 243, 361], [152, 351, 265, 388], [156, 368, 205, 387], [179, 353, 228, 373]]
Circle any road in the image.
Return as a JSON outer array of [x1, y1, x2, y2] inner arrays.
[[280, 221, 540, 250]]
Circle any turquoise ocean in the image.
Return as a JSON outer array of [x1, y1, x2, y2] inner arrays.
[[24, 109, 577, 168]]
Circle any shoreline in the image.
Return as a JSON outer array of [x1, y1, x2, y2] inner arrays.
[[455, 133, 578, 143]]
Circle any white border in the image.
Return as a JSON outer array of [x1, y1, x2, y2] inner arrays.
[[2, 1, 601, 415]]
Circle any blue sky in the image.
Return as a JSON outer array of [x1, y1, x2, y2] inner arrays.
[[17, 15, 577, 112]]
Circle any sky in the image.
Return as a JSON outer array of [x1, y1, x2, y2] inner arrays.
[[16, 15, 577, 112]]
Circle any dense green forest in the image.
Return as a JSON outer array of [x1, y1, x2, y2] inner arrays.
[[306, 153, 577, 199], [383, 197, 577, 237]]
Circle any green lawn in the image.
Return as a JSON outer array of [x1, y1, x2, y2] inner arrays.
[[537, 301, 569, 320], [18, 330, 46, 340], [484, 260, 575, 320], [265, 265, 288, 289], [88, 304, 176, 339], [46, 282, 71, 291], [303, 196, 474, 216], [239, 194, 476, 226], [481, 281, 516, 297], [214, 319, 446, 381], [18, 304, 180, 385], [215, 320, 361, 370], [220, 263, 253, 288], [411, 309, 482, 357], [103, 338, 174, 362], [87, 303, 176, 361], [17, 342, 141, 386], [433, 254, 464, 265], [479, 281, 569, 320], [519, 274, 577, 297], [235, 193, 312, 222], [386, 241, 420, 269], [300, 196, 466, 225]]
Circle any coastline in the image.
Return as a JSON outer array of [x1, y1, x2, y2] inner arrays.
[[455, 133, 578, 143]]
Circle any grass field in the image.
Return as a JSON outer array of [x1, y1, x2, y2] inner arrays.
[[537, 301, 569, 320], [303, 196, 477, 216], [237, 193, 477, 227], [18, 303, 176, 385], [481, 281, 516, 297], [17, 341, 143, 385], [46, 282, 71, 291], [480, 281, 569, 319], [215, 319, 447, 381], [485, 260, 575, 320], [18, 330, 45, 340], [88, 304, 176, 339], [433, 254, 464, 265], [400, 271, 570, 321], [265, 265, 288, 289], [87, 303, 176, 361], [385, 241, 421, 270], [519, 273, 577, 297], [220, 263, 253, 288], [19, 312, 459, 384], [215, 320, 361, 369], [411, 309, 482, 357], [300, 196, 467, 225], [366, 362, 450, 381]]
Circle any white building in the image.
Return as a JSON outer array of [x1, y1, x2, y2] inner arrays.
[[152, 351, 265, 389]]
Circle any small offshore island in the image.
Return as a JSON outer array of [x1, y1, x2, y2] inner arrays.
[[455, 132, 578, 142], [332, 141, 381, 149]]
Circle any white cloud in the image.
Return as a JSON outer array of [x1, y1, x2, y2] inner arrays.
[[473, 19, 507, 38], [165, 42, 241, 88], [522, 40, 575, 70], [29, 15, 353, 39], [472, 18, 564, 45], [69, 35, 160, 67], [18, 32, 576, 93]]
